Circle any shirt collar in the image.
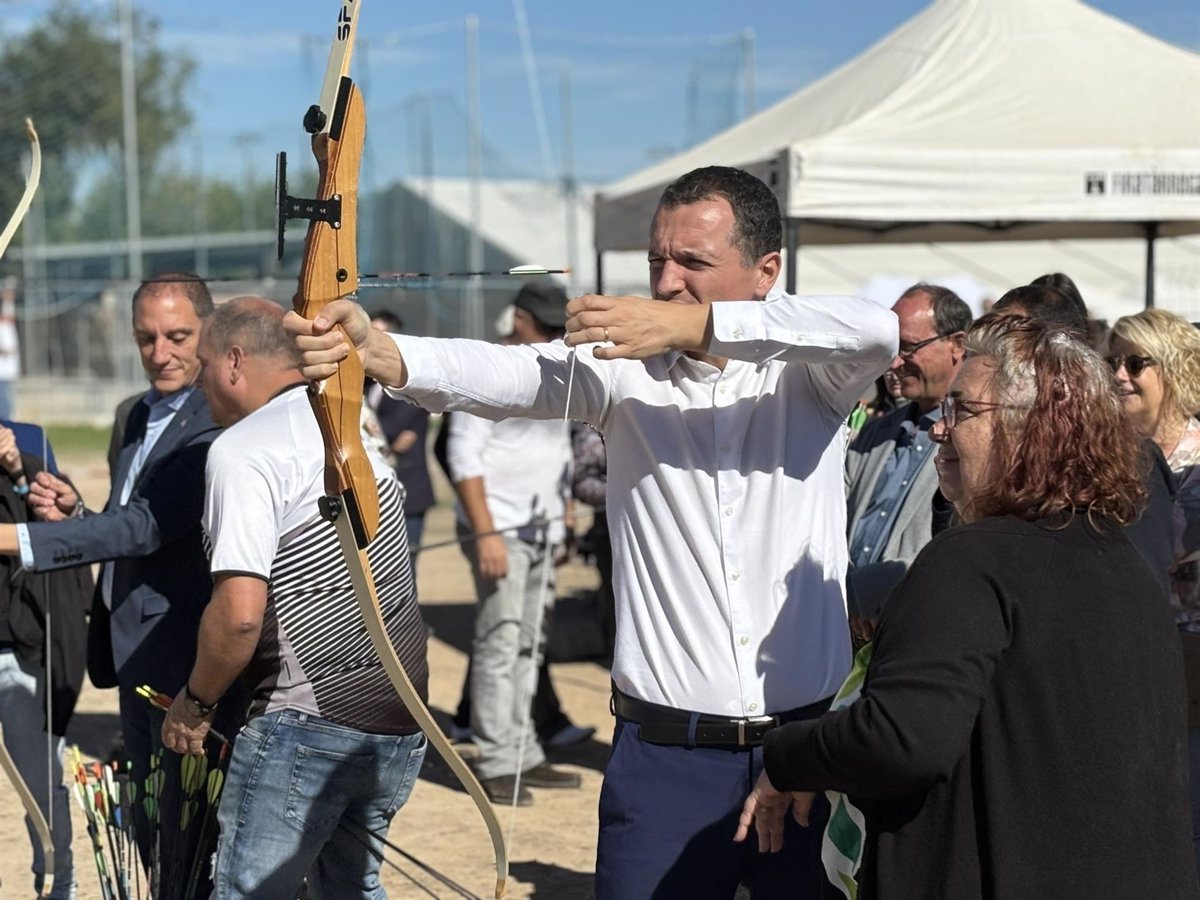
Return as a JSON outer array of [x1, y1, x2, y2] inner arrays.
[[144, 385, 196, 413]]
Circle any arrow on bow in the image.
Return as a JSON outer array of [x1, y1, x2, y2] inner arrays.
[[0, 118, 54, 900], [284, 4, 508, 897]]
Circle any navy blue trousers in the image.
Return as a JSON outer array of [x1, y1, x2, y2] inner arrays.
[[595, 717, 828, 900]]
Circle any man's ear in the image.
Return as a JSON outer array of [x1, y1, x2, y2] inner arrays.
[[228, 346, 245, 384], [949, 331, 967, 362], [754, 250, 783, 298]]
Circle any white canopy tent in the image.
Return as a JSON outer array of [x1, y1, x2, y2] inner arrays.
[[594, 0, 1200, 306]]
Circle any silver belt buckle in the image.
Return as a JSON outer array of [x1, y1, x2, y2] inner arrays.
[[738, 715, 775, 746]]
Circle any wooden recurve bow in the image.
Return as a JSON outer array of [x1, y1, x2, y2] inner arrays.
[[284, 4, 508, 896]]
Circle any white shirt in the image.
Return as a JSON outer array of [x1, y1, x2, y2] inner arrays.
[[204, 386, 397, 577], [203, 386, 426, 731], [391, 289, 897, 716], [448, 412, 571, 545]]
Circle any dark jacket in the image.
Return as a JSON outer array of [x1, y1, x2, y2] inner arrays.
[[26, 388, 220, 696], [1, 450, 92, 734], [764, 515, 1197, 899], [374, 393, 435, 515]]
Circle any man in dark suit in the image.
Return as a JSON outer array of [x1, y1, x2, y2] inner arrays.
[[0, 273, 227, 873]]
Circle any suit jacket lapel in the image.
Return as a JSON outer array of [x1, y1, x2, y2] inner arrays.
[[114, 388, 209, 500], [108, 400, 150, 512]]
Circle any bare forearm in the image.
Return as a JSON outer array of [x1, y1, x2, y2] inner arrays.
[[187, 576, 265, 704]]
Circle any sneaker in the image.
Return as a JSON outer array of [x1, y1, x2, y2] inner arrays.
[[521, 762, 581, 789], [481, 775, 533, 807], [544, 723, 596, 748]]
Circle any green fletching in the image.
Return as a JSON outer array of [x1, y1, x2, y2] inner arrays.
[[206, 768, 225, 807]]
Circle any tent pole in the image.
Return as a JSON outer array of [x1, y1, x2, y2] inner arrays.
[[1144, 222, 1159, 309], [596, 251, 605, 294], [786, 219, 799, 294]]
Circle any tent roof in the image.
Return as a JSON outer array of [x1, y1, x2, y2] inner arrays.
[[595, 0, 1200, 251]]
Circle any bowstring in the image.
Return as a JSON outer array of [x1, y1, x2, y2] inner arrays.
[[42, 424, 53, 876], [506, 344, 580, 850]]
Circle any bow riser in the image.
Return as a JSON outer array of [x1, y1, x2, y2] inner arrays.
[[292, 78, 381, 547]]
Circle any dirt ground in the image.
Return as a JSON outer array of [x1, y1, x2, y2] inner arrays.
[[0, 449, 616, 900]]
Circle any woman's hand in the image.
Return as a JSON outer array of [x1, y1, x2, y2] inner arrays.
[[734, 770, 816, 852], [0, 427, 22, 479]]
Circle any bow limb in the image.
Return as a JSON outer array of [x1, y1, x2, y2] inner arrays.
[[326, 505, 508, 899], [0, 118, 42, 259], [0, 119, 53, 898], [0, 730, 54, 897]]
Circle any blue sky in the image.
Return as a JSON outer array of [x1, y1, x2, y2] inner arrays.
[[7, 0, 1200, 188]]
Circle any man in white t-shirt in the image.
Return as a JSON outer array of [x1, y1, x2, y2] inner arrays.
[[161, 296, 428, 900]]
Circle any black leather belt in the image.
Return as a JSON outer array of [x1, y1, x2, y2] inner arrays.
[[612, 687, 830, 749]]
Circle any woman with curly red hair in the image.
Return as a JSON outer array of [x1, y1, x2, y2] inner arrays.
[[737, 314, 1197, 899]]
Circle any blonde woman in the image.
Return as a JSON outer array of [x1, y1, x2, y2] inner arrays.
[[1107, 309, 1200, 622], [1108, 307, 1200, 877]]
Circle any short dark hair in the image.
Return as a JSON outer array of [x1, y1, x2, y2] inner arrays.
[[1030, 272, 1087, 319], [993, 284, 1088, 339], [204, 296, 299, 365], [898, 283, 973, 335], [657, 166, 782, 265], [132, 273, 214, 318]]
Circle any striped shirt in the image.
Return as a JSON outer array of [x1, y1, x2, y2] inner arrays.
[[203, 384, 428, 734]]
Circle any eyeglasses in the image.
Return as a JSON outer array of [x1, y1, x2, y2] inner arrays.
[[897, 333, 950, 359], [1105, 354, 1155, 378], [938, 395, 1025, 431]]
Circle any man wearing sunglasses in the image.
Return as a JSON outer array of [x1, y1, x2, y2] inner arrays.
[[844, 284, 973, 642]]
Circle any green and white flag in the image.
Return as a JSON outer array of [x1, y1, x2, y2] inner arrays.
[[822, 643, 873, 899]]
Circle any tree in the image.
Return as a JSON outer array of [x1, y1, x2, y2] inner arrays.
[[0, 1, 194, 239], [73, 169, 279, 239]]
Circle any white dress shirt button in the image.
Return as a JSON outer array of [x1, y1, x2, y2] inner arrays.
[[748, 702, 759, 712], [724, 507, 733, 517], [739, 635, 749, 646], [730, 570, 740, 581]]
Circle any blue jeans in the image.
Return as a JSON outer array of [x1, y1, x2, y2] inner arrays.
[[214, 710, 426, 900], [0, 648, 74, 899]]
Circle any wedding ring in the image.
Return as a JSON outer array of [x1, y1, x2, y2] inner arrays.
[[604, 327, 610, 342]]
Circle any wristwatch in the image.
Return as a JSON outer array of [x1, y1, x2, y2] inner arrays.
[[183, 684, 217, 718]]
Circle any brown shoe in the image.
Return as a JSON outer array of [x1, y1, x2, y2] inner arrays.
[[521, 762, 581, 789], [482, 775, 533, 806]]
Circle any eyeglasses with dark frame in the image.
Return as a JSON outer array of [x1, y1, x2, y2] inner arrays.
[[1105, 354, 1156, 378], [897, 332, 952, 359], [938, 395, 1027, 431]]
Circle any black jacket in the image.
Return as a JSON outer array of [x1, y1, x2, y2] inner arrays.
[[1, 451, 93, 735]]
